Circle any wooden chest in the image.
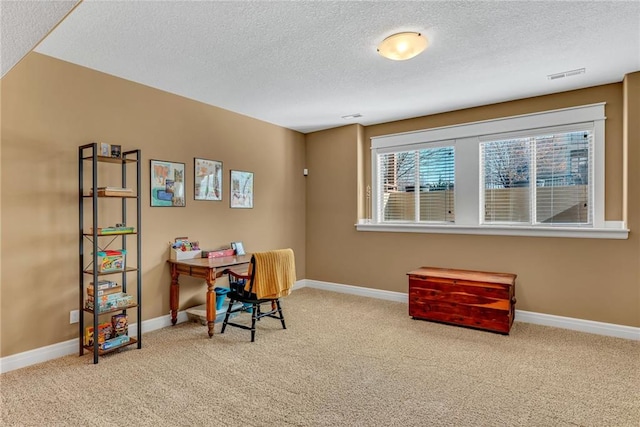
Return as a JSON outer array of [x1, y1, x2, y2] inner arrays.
[[407, 267, 516, 334]]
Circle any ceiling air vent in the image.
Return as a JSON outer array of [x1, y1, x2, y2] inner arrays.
[[548, 68, 586, 80], [341, 113, 362, 119]]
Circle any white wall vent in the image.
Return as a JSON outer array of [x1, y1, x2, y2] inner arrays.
[[548, 68, 586, 80]]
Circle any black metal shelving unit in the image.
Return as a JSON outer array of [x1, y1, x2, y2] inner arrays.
[[78, 143, 142, 364]]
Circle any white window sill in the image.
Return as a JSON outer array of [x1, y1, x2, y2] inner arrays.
[[355, 221, 629, 239]]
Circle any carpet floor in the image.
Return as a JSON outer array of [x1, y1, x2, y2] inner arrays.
[[1, 287, 639, 426]]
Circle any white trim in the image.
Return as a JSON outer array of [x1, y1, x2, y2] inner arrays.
[[355, 221, 629, 239], [369, 103, 615, 236], [3, 278, 636, 373], [0, 339, 79, 375], [0, 280, 308, 374], [0, 313, 184, 374], [371, 103, 606, 149], [515, 310, 640, 341], [303, 279, 408, 303], [300, 279, 639, 341]]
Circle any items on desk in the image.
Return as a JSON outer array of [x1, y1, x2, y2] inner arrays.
[[169, 237, 202, 260], [201, 248, 235, 258], [230, 241, 245, 255]]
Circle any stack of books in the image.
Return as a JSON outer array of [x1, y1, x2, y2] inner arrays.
[[86, 281, 134, 312], [88, 280, 121, 296]]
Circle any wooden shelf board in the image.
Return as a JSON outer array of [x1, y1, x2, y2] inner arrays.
[[83, 194, 138, 198], [83, 303, 138, 315], [82, 155, 137, 164], [82, 231, 138, 236], [83, 267, 138, 276]]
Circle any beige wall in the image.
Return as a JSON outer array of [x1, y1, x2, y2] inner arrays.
[[0, 53, 306, 357], [1, 52, 637, 360], [306, 80, 640, 328]]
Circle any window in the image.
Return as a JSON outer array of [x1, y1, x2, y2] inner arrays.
[[363, 103, 627, 239], [377, 145, 454, 222], [481, 129, 592, 225]]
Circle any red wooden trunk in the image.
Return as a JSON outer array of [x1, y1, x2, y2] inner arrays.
[[408, 267, 516, 334]]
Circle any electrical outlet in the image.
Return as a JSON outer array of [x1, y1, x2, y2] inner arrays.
[[70, 310, 80, 324]]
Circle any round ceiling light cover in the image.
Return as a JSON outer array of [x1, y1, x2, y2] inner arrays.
[[377, 32, 428, 61]]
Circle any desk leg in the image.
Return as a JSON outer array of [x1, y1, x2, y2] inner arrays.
[[170, 266, 179, 326], [206, 279, 215, 338]]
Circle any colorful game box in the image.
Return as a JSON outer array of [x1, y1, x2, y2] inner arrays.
[[96, 250, 126, 272], [111, 314, 128, 337], [84, 322, 113, 346]]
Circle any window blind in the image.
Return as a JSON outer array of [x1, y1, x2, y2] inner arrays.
[[377, 146, 454, 222], [535, 131, 592, 224], [481, 129, 592, 225], [482, 138, 532, 223]]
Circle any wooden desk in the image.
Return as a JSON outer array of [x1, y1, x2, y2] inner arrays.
[[168, 254, 252, 337]]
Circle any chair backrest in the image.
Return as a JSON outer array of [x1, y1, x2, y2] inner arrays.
[[248, 249, 296, 299]]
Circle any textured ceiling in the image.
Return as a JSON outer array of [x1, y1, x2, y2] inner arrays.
[[11, 1, 640, 133], [0, 0, 79, 77]]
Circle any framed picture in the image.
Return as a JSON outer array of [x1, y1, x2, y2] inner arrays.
[[150, 159, 185, 207], [230, 170, 253, 208], [111, 144, 122, 158], [230, 241, 245, 256], [194, 158, 222, 201], [100, 142, 110, 157]]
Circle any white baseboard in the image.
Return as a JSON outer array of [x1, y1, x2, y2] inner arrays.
[[514, 309, 640, 341], [3, 279, 637, 374], [299, 279, 640, 341], [0, 312, 189, 374]]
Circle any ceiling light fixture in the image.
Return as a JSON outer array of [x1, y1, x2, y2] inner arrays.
[[377, 32, 428, 61]]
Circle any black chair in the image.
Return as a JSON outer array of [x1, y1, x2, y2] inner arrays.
[[221, 249, 295, 342]]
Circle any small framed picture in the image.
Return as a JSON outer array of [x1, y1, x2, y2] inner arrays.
[[231, 241, 245, 256], [194, 158, 222, 201], [110, 144, 122, 158], [100, 142, 110, 157], [150, 159, 186, 207], [230, 170, 253, 208]]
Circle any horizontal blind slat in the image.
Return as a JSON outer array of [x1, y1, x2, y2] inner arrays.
[[378, 147, 455, 222], [481, 130, 592, 225]]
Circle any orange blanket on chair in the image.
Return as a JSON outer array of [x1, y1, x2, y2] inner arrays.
[[251, 249, 296, 299]]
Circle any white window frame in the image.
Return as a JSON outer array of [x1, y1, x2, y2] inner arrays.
[[359, 103, 628, 239], [374, 140, 456, 224]]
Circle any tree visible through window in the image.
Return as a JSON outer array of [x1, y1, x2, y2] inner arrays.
[[481, 130, 592, 225], [378, 146, 454, 222]]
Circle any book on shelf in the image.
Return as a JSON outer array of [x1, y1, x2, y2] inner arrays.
[[98, 186, 133, 192], [86, 291, 125, 302], [85, 293, 134, 312], [90, 226, 135, 235], [89, 280, 119, 290], [101, 335, 130, 350], [90, 187, 134, 197], [87, 285, 122, 297]]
